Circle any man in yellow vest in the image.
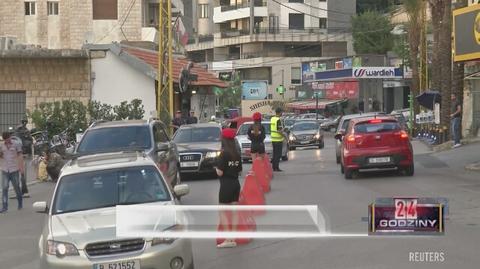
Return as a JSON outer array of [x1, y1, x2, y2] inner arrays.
[[270, 108, 284, 172]]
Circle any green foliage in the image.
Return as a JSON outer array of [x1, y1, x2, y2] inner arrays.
[[357, 0, 397, 14], [29, 99, 146, 139], [113, 99, 145, 120], [88, 101, 115, 121], [218, 73, 242, 112], [352, 11, 394, 55]]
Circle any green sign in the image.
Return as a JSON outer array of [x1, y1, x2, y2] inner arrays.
[[276, 85, 286, 95]]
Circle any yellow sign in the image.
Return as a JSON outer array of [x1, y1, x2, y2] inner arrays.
[[453, 4, 480, 62], [241, 100, 274, 117]]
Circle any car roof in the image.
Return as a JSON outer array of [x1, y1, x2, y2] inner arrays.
[[240, 121, 270, 125], [90, 120, 149, 129], [61, 151, 156, 177], [178, 123, 221, 129], [350, 115, 397, 124], [340, 112, 385, 121]]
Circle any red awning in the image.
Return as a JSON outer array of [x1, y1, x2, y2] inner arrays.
[[286, 100, 343, 110]]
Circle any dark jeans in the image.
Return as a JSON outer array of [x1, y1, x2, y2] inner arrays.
[[2, 171, 23, 210], [272, 141, 283, 170], [451, 117, 461, 144]]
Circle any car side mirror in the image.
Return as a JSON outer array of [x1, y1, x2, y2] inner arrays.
[[156, 143, 169, 152], [173, 184, 190, 197], [33, 201, 48, 213], [334, 133, 344, 140]]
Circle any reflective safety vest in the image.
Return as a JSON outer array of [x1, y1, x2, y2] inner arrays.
[[270, 116, 283, 142]]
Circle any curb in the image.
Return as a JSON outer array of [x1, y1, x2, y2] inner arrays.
[[431, 137, 480, 153]]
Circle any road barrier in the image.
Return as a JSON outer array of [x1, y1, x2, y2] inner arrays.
[[252, 157, 271, 193]]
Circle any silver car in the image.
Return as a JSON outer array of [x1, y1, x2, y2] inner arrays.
[[235, 121, 289, 161], [34, 152, 193, 269]]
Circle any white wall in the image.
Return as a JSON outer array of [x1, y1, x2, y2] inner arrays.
[[91, 51, 156, 119], [279, 1, 326, 28], [47, 15, 61, 48], [25, 15, 38, 45]]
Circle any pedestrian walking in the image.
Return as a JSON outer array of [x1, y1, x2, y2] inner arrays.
[[187, 110, 198, 124], [247, 112, 266, 160], [215, 128, 242, 248], [270, 108, 284, 172], [0, 131, 24, 212], [450, 94, 462, 148]]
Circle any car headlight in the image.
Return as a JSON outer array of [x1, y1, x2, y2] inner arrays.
[[151, 224, 183, 246], [314, 133, 321, 139], [289, 134, 296, 141], [46, 240, 79, 257], [205, 151, 221, 158]]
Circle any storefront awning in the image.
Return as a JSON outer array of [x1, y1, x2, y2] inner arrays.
[[286, 99, 344, 110]]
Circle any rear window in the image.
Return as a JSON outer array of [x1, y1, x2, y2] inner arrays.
[[77, 126, 151, 153], [354, 121, 400, 133], [237, 123, 271, 135], [173, 127, 221, 143]]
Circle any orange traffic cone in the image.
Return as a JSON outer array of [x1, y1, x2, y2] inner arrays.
[[263, 154, 273, 179], [252, 157, 271, 193], [239, 172, 265, 216], [216, 209, 256, 245]]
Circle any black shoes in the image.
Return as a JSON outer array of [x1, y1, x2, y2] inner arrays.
[[273, 169, 283, 172]]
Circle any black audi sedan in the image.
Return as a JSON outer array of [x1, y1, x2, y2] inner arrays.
[[173, 123, 222, 178]]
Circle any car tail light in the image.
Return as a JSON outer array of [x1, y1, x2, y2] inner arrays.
[[395, 130, 409, 139], [346, 135, 356, 142], [369, 119, 383, 124]]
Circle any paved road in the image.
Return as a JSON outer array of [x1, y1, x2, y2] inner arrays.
[[1, 137, 480, 269]]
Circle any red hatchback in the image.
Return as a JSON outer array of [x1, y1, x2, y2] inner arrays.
[[336, 116, 414, 179]]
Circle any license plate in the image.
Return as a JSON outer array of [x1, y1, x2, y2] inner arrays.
[[300, 141, 310, 144], [180, 161, 199, 167], [94, 260, 140, 269], [369, 157, 390, 163]]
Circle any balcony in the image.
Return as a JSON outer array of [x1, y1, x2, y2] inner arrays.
[[185, 34, 214, 52], [213, 2, 268, 24], [214, 27, 351, 47]]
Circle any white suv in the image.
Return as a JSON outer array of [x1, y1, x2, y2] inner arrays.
[[34, 151, 193, 269]]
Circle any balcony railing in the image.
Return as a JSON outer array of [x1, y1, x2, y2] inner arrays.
[[218, 27, 331, 39], [187, 34, 214, 45], [220, 0, 267, 12]]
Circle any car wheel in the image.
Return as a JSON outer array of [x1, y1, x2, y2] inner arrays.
[[403, 164, 414, 176], [340, 163, 344, 174], [344, 168, 354, 179]]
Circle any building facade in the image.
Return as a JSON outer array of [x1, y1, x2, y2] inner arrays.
[[185, 0, 355, 101], [0, 0, 184, 49]]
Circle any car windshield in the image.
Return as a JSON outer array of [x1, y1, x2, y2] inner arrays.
[[173, 127, 221, 143], [354, 122, 400, 133], [52, 166, 170, 214], [77, 126, 151, 153], [237, 123, 271, 135], [292, 122, 319, 131]]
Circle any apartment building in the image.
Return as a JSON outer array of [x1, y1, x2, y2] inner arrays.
[[185, 0, 355, 100], [0, 0, 184, 49]]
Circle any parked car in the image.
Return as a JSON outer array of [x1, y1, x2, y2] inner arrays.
[[283, 118, 297, 130], [335, 112, 385, 164], [75, 119, 181, 187], [336, 116, 414, 179], [34, 151, 193, 269], [288, 121, 324, 150], [235, 121, 289, 161], [390, 111, 408, 130], [298, 113, 324, 120], [173, 123, 222, 178]]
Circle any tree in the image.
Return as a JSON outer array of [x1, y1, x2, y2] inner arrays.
[[439, 0, 452, 128], [88, 101, 115, 122], [113, 99, 145, 120], [218, 72, 242, 113], [352, 11, 394, 55], [404, 0, 422, 114], [357, 0, 396, 14]]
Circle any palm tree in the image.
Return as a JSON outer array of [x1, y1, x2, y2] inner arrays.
[[439, 0, 452, 128], [404, 0, 423, 114], [428, 1, 444, 91]]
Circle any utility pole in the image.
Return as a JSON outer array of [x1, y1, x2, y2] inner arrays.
[[158, 0, 174, 131]]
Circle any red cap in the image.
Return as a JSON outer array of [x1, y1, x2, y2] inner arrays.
[[252, 112, 262, 121], [222, 128, 236, 139]]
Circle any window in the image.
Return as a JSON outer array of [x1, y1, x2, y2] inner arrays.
[[92, 0, 118, 20], [47, 1, 59, 16], [291, 67, 301, 84], [289, 13, 304, 29], [77, 126, 152, 153], [25, 1, 36, 16], [173, 127, 221, 143], [199, 4, 209, 18], [319, 18, 327, 29]]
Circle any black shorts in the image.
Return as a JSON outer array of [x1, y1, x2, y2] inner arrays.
[[250, 142, 265, 154], [219, 177, 240, 204]]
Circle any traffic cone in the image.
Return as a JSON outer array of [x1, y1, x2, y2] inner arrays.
[[263, 155, 273, 179], [239, 172, 265, 216], [235, 210, 256, 245], [252, 157, 271, 193]]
